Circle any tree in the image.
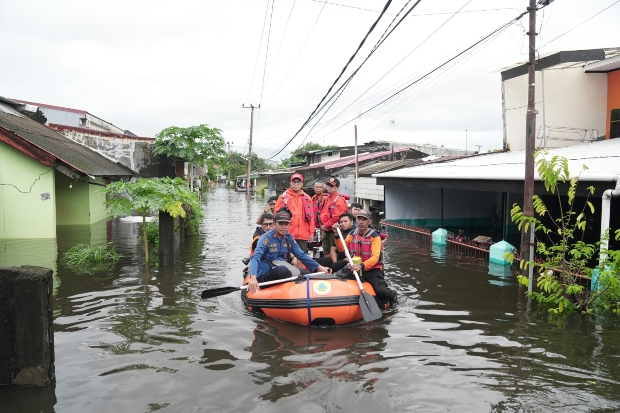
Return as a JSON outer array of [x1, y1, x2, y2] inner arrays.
[[154, 124, 226, 166], [104, 177, 203, 265], [505, 151, 620, 314], [277, 142, 337, 168], [222, 151, 271, 181], [20, 108, 47, 124]]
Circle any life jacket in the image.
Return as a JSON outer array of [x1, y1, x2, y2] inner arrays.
[[327, 195, 341, 216], [282, 192, 313, 222], [312, 193, 327, 225], [349, 228, 383, 270], [250, 234, 261, 254]]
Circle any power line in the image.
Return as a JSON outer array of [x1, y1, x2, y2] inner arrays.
[[266, 0, 394, 159], [291, 0, 422, 151], [243, 0, 271, 104], [258, 0, 275, 104], [540, 0, 620, 48], [263, 1, 327, 103], [301, 0, 472, 147], [306, 11, 530, 145], [265, 0, 297, 84], [308, 0, 517, 17]]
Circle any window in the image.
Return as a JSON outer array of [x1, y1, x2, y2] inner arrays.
[[611, 109, 620, 139]]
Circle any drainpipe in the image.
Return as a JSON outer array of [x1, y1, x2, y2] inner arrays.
[[600, 175, 620, 262]]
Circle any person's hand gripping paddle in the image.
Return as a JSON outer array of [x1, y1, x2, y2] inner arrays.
[[336, 226, 382, 321]]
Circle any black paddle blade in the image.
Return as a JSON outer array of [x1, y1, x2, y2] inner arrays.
[[359, 290, 382, 321], [201, 286, 241, 299]]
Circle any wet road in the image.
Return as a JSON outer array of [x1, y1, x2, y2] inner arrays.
[[1, 186, 619, 412]]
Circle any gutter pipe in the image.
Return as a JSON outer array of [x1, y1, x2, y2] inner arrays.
[[600, 174, 620, 262]]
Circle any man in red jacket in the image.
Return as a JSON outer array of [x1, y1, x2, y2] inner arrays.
[[319, 177, 349, 260], [273, 173, 315, 252]]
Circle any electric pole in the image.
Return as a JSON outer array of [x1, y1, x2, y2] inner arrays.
[[521, 0, 537, 292], [465, 129, 468, 155], [354, 125, 359, 179], [242, 104, 259, 195], [226, 141, 232, 185], [475, 145, 483, 153]]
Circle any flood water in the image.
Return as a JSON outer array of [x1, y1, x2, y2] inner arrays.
[[1, 186, 620, 412]]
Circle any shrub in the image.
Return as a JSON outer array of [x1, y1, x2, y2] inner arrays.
[[61, 243, 120, 274]]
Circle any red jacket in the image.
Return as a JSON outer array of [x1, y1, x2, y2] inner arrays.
[[320, 192, 349, 231], [274, 188, 315, 240]]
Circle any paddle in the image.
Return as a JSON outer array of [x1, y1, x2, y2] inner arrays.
[[336, 226, 382, 321], [200, 272, 326, 299]]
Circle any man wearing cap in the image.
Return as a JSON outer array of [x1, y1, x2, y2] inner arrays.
[[248, 210, 332, 294], [273, 173, 315, 253], [334, 208, 398, 306], [319, 177, 349, 261]]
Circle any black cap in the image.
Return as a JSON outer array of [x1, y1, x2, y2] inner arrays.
[[356, 209, 372, 219], [326, 177, 340, 187], [274, 210, 292, 222]]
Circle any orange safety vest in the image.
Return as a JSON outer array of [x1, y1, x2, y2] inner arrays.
[[350, 228, 383, 270]]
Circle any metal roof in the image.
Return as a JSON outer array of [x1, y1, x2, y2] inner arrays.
[[294, 147, 411, 171], [585, 53, 620, 73], [356, 159, 422, 176], [0, 110, 133, 177], [374, 139, 620, 183]]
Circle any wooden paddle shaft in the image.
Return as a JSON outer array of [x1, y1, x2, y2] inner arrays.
[[241, 272, 326, 290], [336, 227, 365, 291]]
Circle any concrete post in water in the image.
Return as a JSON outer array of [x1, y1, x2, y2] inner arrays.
[[159, 211, 175, 266], [0, 266, 55, 387], [489, 241, 516, 265], [431, 228, 447, 246]]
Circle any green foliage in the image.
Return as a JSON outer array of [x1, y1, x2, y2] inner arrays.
[[223, 151, 271, 181], [61, 243, 120, 274], [277, 142, 337, 168], [104, 177, 203, 263], [145, 221, 160, 248], [154, 124, 226, 166], [507, 150, 620, 314], [256, 184, 267, 197], [20, 108, 47, 124]]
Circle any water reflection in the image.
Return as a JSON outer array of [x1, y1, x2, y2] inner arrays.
[[1, 187, 619, 412]]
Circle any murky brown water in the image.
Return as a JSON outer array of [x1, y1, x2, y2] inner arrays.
[[1, 186, 620, 412]]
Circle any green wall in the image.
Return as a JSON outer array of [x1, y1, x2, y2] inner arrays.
[[55, 171, 90, 225], [88, 178, 108, 224], [0, 142, 56, 238]]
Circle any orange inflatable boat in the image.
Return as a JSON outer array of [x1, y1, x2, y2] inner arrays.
[[241, 273, 389, 326]]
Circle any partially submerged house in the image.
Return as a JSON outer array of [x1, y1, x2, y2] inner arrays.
[[0, 97, 133, 240], [375, 139, 620, 248]]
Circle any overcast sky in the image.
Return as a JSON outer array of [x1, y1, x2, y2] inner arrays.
[[1, 0, 619, 160]]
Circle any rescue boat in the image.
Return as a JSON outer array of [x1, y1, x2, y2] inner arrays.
[[241, 272, 389, 326]]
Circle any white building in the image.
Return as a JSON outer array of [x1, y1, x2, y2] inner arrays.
[[500, 48, 620, 151]]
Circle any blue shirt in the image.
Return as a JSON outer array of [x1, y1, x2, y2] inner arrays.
[[249, 229, 319, 278]]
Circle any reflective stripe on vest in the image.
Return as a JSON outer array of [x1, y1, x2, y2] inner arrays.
[[313, 194, 326, 225], [327, 195, 341, 219], [283, 192, 313, 222], [350, 229, 382, 269]]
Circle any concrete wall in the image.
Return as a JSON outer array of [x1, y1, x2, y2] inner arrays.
[[607, 70, 620, 138], [356, 177, 383, 201], [503, 68, 607, 150], [0, 143, 56, 239], [53, 128, 175, 178]]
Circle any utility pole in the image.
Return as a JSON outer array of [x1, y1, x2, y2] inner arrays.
[[521, 0, 538, 292], [475, 144, 483, 153], [226, 141, 232, 185], [242, 104, 259, 195], [354, 125, 359, 179], [465, 129, 468, 155]]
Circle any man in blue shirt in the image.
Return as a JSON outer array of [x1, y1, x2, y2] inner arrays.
[[248, 210, 332, 293]]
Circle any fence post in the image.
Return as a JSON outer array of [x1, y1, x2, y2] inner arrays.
[[0, 266, 55, 387]]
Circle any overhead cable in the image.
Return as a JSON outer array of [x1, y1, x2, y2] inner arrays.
[[266, 0, 395, 159]]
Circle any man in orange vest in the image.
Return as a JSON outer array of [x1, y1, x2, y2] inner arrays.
[[274, 173, 315, 253], [319, 177, 349, 261], [335, 208, 398, 306]]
